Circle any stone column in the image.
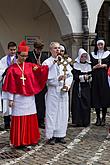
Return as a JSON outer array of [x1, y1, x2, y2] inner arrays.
[[61, 33, 83, 60], [88, 33, 97, 53], [61, 33, 83, 115], [62, 32, 97, 58]]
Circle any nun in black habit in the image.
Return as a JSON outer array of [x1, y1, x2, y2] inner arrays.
[[71, 48, 92, 127], [90, 39, 110, 126]]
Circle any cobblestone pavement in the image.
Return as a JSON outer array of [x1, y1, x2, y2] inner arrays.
[[0, 110, 110, 165]]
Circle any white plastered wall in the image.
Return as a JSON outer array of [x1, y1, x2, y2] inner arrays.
[[44, 0, 82, 34], [0, 0, 105, 56], [86, 0, 104, 33]]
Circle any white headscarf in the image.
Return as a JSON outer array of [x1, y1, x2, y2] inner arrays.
[[91, 39, 110, 59], [74, 48, 92, 72], [97, 40, 105, 45], [60, 45, 65, 51], [75, 48, 91, 63]]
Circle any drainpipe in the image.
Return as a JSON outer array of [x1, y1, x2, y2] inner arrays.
[[79, 0, 89, 51]]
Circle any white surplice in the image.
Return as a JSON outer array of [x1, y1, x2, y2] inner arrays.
[[3, 92, 36, 116], [43, 56, 73, 139], [0, 55, 15, 115]]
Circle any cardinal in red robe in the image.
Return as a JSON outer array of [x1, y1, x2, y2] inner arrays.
[[2, 40, 48, 149]]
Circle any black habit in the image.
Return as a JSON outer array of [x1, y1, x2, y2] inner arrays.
[[71, 48, 92, 127], [90, 52, 110, 108], [71, 68, 91, 127]]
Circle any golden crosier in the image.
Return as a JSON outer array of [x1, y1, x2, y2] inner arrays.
[[56, 54, 74, 92]]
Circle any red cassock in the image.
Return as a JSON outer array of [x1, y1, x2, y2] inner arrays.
[[2, 62, 48, 96], [2, 62, 48, 147]]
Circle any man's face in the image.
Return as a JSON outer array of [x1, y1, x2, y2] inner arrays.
[[50, 43, 60, 58], [18, 52, 28, 63], [8, 46, 17, 56], [34, 47, 43, 54]]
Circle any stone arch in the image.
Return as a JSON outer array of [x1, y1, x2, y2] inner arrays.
[[43, 0, 87, 56], [79, 0, 89, 50], [43, 0, 90, 51], [95, 0, 110, 46], [43, 0, 73, 36]]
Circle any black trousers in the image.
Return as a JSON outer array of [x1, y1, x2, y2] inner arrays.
[[1, 100, 10, 128], [35, 86, 47, 125], [4, 115, 11, 127]]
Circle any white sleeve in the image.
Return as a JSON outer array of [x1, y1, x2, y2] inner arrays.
[[42, 59, 54, 68], [2, 91, 8, 100], [8, 92, 14, 101], [47, 78, 59, 87], [2, 91, 14, 100], [0, 57, 7, 81], [65, 65, 73, 89]]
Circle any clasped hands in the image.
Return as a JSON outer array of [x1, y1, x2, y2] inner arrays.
[[84, 74, 91, 80], [93, 63, 107, 70]]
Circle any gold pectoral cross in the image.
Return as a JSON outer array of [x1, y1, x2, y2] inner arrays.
[[20, 74, 26, 85]]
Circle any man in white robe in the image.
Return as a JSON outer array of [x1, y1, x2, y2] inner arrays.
[[0, 42, 17, 130], [43, 42, 73, 144]]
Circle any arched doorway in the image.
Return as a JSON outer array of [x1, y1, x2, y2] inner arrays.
[[0, 0, 65, 56], [95, 0, 110, 46], [0, 0, 83, 58]]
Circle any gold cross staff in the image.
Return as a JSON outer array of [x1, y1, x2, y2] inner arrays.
[[20, 74, 26, 85], [57, 54, 74, 91]]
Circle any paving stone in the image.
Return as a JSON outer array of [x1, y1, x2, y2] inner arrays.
[[0, 110, 110, 164]]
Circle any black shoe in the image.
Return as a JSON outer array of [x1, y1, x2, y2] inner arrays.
[[16, 145, 32, 151], [4, 125, 10, 130], [0, 127, 5, 131], [101, 119, 106, 126], [16, 146, 26, 150], [73, 124, 83, 127], [55, 138, 66, 144], [72, 124, 79, 127], [83, 124, 90, 127], [24, 146, 32, 151], [106, 134, 110, 140], [46, 138, 55, 145], [95, 118, 101, 126], [39, 123, 45, 129]]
